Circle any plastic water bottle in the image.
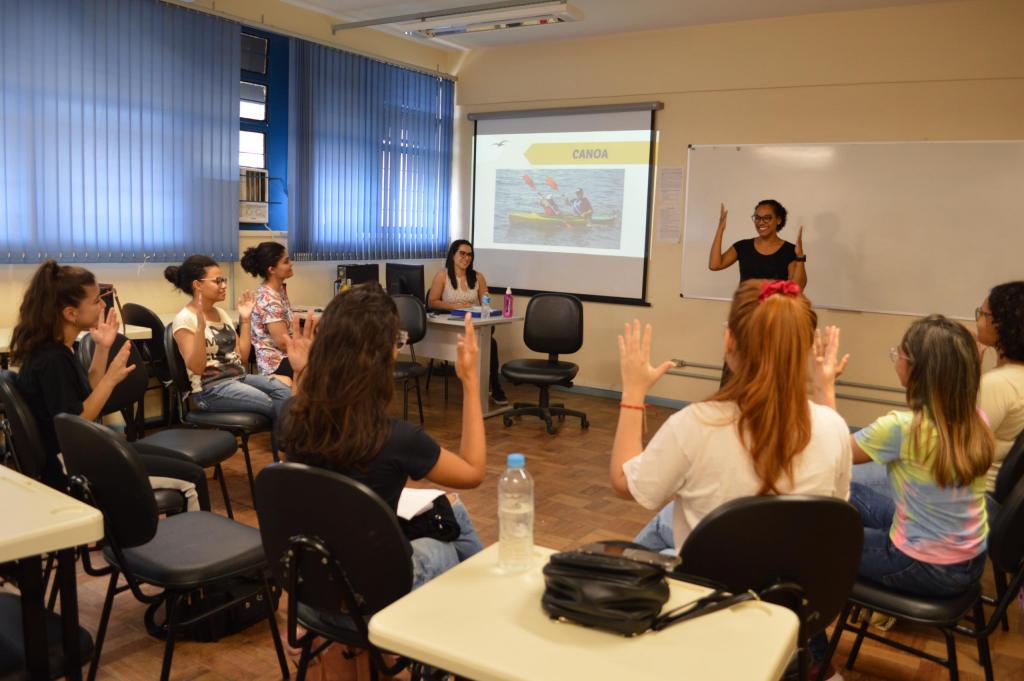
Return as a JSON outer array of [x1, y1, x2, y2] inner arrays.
[[498, 453, 534, 571], [503, 287, 514, 317], [481, 292, 492, 317]]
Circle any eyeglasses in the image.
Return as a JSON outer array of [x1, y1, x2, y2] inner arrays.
[[975, 307, 993, 320], [889, 346, 912, 363], [202, 277, 228, 285], [396, 330, 409, 350], [455, 250, 473, 258], [751, 215, 776, 224]]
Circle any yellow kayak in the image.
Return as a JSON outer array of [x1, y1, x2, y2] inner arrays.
[[508, 212, 618, 227]]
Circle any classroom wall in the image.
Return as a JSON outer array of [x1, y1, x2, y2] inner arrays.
[[452, 0, 1024, 426]]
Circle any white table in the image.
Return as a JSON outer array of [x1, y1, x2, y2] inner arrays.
[[0, 324, 153, 366], [368, 545, 799, 681], [0, 465, 104, 680], [410, 314, 524, 418]]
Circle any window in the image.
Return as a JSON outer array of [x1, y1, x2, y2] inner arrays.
[[241, 33, 268, 74], [240, 130, 266, 169], [239, 30, 287, 231], [240, 81, 267, 121]]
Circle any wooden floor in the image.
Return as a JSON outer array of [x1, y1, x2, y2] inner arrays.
[[14, 382, 1024, 680]]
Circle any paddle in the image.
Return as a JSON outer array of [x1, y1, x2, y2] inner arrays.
[[522, 174, 571, 228], [547, 176, 591, 226]]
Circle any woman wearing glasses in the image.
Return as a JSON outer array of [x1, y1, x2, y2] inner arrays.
[[708, 199, 807, 290], [165, 255, 291, 424], [427, 239, 508, 405]]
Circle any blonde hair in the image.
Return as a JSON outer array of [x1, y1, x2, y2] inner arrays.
[[710, 279, 818, 495], [900, 315, 994, 487]]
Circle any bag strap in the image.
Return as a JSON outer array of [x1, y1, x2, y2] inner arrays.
[[651, 586, 760, 632]]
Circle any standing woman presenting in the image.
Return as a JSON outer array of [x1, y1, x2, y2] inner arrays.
[[709, 199, 807, 290]]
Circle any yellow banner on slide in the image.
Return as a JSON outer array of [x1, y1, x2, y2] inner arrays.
[[524, 141, 649, 165]]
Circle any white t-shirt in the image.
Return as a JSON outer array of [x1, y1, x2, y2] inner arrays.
[[623, 400, 853, 549], [171, 306, 245, 393], [978, 363, 1024, 492]]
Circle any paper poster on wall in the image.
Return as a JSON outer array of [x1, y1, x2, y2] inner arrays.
[[655, 166, 683, 243]]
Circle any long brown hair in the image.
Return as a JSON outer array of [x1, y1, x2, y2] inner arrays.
[[900, 315, 994, 487], [282, 284, 399, 469], [10, 260, 96, 365], [709, 279, 818, 494]]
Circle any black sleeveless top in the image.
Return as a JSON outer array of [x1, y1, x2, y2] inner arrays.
[[732, 238, 797, 281]]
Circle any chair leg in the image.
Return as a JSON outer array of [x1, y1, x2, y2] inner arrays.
[[414, 376, 424, 425], [87, 570, 120, 681], [240, 434, 257, 504], [819, 602, 852, 680], [403, 379, 410, 421], [160, 593, 182, 681], [993, 568, 1010, 632], [214, 463, 234, 519], [942, 628, 959, 681], [262, 574, 289, 679], [295, 637, 315, 681], [425, 359, 434, 392], [972, 600, 994, 681], [845, 608, 871, 670]]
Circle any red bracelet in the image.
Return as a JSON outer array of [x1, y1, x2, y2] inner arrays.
[[619, 403, 647, 411]]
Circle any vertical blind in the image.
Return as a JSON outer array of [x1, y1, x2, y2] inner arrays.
[[289, 40, 454, 261], [0, 0, 240, 264]]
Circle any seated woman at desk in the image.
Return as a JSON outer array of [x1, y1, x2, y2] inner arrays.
[[427, 239, 507, 405], [11, 261, 209, 510], [282, 284, 485, 588], [241, 241, 296, 384]]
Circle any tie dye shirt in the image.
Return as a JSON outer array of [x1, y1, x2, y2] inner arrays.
[[854, 411, 988, 565]]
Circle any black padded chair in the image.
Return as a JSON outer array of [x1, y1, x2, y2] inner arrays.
[[255, 463, 414, 681], [53, 414, 288, 681], [77, 334, 151, 441], [677, 495, 863, 681], [164, 322, 274, 501], [0, 592, 94, 681], [822, 476, 1024, 681], [77, 333, 241, 518], [393, 294, 427, 425], [121, 303, 175, 428], [500, 293, 588, 434]]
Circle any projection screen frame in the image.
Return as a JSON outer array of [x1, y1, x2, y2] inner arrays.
[[469, 102, 662, 307]]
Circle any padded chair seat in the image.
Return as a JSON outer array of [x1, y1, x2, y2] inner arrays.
[[102, 511, 266, 590], [394, 361, 427, 380], [133, 428, 238, 467], [501, 359, 578, 385], [184, 410, 271, 433], [295, 603, 362, 645], [153, 488, 187, 516], [0, 592, 94, 680], [849, 579, 981, 626]]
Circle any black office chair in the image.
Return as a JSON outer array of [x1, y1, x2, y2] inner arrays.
[[393, 294, 427, 425], [0, 371, 48, 482], [255, 463, 414, 681], [121, 302, 175, 428], [79, 332, 245, 518], [500, 293, 589, 434], [163, 323, 274, 501], [54, 414, 288, 681], [986, 428, 1024, 631], [822, 476, 1024, 681], [0, 592, 94, 680], [77, 334, 151, 441]]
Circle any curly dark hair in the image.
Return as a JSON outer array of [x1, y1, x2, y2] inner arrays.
[[755, 199, 788, 231], [988, 281, 1024, 361]]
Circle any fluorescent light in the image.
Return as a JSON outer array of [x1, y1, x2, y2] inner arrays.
[[398, 1, 582, 39]]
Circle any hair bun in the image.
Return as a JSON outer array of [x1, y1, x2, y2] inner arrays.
[[163, 265, 180, 286]]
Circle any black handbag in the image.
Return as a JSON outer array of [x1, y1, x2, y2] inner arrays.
[[399, 494, 461, 543], [542, 540, 759, 636], [144, 575, 281, 642]]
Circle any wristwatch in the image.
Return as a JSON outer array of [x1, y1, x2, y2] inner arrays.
[[794, 255, 807, 262]]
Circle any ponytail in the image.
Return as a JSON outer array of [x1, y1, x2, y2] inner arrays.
[[710, 279, 817, 494], [10, 261, 96, 364]]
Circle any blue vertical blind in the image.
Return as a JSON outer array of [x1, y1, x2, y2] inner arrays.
[[289, 41, 454, 261], [0, 0, 240, 264]]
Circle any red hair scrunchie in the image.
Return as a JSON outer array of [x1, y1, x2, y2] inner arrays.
[[758, 280, 802, 303]]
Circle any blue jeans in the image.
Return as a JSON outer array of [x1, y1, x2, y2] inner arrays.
[[634, 503, 677, 555], [194, 374, 292, 422], [850, 482, 986, 597], [410, 499, 484, 589]]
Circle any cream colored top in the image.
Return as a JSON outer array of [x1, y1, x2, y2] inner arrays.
[[978, 363, 1024, 492], [441, 274, 480, 306]]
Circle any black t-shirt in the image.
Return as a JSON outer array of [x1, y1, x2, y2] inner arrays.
[[15, 342, 90, 488], [289, 419, 442, 513], [732, 238, 797, 281]]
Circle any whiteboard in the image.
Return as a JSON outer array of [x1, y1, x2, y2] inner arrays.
[[680, 142, 1024, 318]]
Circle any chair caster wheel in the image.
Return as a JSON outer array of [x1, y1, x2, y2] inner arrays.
[[581, 417, 590, 429], [557, 413, 565, 422], [503, 415, 513, 427], [545, 421, 557, 435]]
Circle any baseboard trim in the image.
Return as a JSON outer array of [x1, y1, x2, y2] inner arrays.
[[551, 384, 688, 411]]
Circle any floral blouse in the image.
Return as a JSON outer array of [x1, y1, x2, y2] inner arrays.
[[251, 283, 293, 375]]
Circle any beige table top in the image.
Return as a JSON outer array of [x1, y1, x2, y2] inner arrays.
[[0, 324, 152, 355], [0, 465, 103, 562], [369, 544, 798, 681]]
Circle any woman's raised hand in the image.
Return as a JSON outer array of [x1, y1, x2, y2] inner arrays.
[[455, 313, 480, 385], [618, 320, 675, 402], [717, 203, 729, 231], [811, 325, 850, 392], [90, 307, 120, 348], [104, 342, 136, 385]]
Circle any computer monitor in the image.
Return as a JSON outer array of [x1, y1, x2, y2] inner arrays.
[[385, 263, 425, 301], [337, 263, 380, 287]]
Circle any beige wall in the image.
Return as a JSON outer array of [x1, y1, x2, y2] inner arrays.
[[453, 0, 1024, 425]]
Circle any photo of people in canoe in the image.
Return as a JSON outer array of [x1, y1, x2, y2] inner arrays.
[[493, 169, 624, 249]]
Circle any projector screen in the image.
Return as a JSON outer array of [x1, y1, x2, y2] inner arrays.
[[470, 104, 659, 305]]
